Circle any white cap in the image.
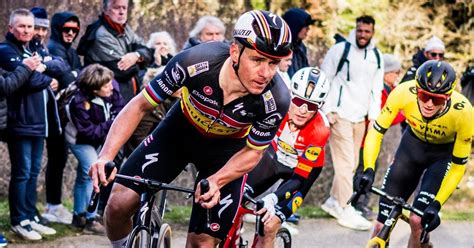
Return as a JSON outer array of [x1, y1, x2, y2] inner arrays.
[[425, 36, 445, 52], [383, 54, 401, 73]]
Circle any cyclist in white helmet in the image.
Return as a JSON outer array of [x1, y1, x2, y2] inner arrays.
[[245, 67, 332, 247]]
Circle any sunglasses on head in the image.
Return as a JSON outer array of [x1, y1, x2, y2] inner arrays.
[[429, 52, 444, 59], [291, 96, 320, 112], [416, 88, 449, 105], [62, 27, 79, 34]]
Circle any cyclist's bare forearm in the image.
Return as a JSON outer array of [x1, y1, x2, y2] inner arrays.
[[99, 94, 154, 161], [209, 146, 264, 188]]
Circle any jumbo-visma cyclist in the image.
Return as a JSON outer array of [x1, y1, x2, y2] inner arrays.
[[355, 60, 473, 248], [88, 10, 292, 247]]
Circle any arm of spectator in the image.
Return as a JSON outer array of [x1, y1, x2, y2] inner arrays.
[[0, 64, 34, 97], [23, 71, 54, 92], [100, 60, 139, 82], [69, 99, 114, 146], [130, 33, 152, 66], [43, 57, 68, 79], [117, 52, 141, 71], [50, 78, 59, 92]]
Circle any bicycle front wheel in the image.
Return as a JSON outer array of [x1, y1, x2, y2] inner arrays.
[[275, 227, 291, 248], [126, 226, 151, 248], [154, 223, 172, 248]]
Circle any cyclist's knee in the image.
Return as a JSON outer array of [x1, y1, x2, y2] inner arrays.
[[263, 217, 281, 236], [186, 233, 219, 248], [409, 214, 422, 231], [105, 184, 140, 220]]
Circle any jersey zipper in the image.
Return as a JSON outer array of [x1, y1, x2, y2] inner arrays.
[[206, 107, 225, 133], [424, 119, 430, 141]]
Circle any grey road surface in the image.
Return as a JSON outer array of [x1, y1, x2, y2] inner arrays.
[[8, 219, 474, 247]]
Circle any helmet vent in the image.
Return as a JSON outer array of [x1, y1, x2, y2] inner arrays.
[[305, 81, 315, 98]]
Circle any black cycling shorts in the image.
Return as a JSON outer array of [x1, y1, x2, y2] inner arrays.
[[377, 128, 453, 223], [116, 103, 247, 240]]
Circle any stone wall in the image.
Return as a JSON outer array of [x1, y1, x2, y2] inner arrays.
[[0, 125, 401, 207]]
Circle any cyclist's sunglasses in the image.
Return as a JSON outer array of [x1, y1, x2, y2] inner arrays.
[[416, 88, 449, 105], [429, 52, 444, 59], [291, 96, 320, 112], [62, 27, 79, 34]]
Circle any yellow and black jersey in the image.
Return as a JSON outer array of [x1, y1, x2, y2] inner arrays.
[[364, 80, 473, 204]]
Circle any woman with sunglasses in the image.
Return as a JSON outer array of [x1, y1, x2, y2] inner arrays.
[[355, 60, 473, 248], [245, 67, 331, 247]]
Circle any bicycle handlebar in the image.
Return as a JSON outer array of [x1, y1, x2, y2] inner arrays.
[[199, 179, 211, 229], [115, 174, 195, 194], [348, 186, 429, 244], [87, 161, 115, 213]]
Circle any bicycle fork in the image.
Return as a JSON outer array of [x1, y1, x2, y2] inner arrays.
[[366, 205, 402, 248]]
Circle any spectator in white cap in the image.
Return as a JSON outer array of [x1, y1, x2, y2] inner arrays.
[[400, 35, 445, 83], [424, 35, 445, 61], [31, 7, 50, 45]]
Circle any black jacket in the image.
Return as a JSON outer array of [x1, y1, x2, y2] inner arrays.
[[400, 49, 427, 83], [0, 32, 64, 137], [48, 12, 82, 89], [0, 65, 33, 130], [283, 8, 312, 77]]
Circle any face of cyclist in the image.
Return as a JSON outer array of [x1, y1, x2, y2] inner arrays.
[[289, 97, 317, 127], [355, 22, 374, 49], [105, 0, 128, 25], [94, 80, 114, 98], [278, 53, 293, 73], [417, 88, 449, 118], [199, 24, 224, 42], [9, 15, 35, 44], [424, 49, 444, 61], [231, 44, 280, 95]]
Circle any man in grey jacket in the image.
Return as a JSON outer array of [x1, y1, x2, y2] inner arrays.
[[77, 0, 151, 103]]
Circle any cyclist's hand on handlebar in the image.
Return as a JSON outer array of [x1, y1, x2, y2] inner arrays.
[[256, 193, 278, 223], [195, 178, 220, 209], [354, 168, 375, 194], [89, 158, 117, 193], [421, 200, 441, 232]]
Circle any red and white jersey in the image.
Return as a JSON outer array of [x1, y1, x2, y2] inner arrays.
[[271, 110, 331, 178]]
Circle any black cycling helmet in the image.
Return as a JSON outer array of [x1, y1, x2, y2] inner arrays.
[[416, 60, 457, 95], [233, 10, 292, 59]]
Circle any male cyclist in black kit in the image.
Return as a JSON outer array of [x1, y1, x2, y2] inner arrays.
[[88, 10, 292, 247]]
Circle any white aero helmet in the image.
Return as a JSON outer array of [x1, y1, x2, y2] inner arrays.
[[233, 10, 292, 59], [291, 67, 330, 107]]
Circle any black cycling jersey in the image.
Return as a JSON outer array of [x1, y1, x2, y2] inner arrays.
[[117, 41, 290, 241], [376, 128, 453, 223]]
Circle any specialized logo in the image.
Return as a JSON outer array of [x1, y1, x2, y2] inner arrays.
[[263, 91, 277, 113], [210, 223, 220, 232], [232, 102, 244, 114], [304, 146, 321, 161], [187, 61, 209, 77], [142, 153, 159, 172], [170, 63, 186, 84], [233, 29, 252, 37], [218, 194, 233, 218], [203, 86, 213, 95], [261, 113, 282, 126]]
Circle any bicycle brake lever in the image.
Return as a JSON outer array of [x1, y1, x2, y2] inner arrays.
[[199, 179, 211, 229], [420, 227, 429, 244], [87, 161, 115, 213]]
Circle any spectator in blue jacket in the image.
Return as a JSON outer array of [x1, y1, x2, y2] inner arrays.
[[41, 11, 83, 225], [0, 8, 65, 241], [0, 56, 41, 247], [64, 64, 125, 234], [282, 8, 315, 77]]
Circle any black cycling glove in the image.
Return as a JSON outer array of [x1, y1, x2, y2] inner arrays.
[[354, 168, 375, 194], [421, 200, 441, 232]]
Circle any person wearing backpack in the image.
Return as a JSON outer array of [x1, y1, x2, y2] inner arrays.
[[320, 15, 384, 231], [64, 64, 124, 234]]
